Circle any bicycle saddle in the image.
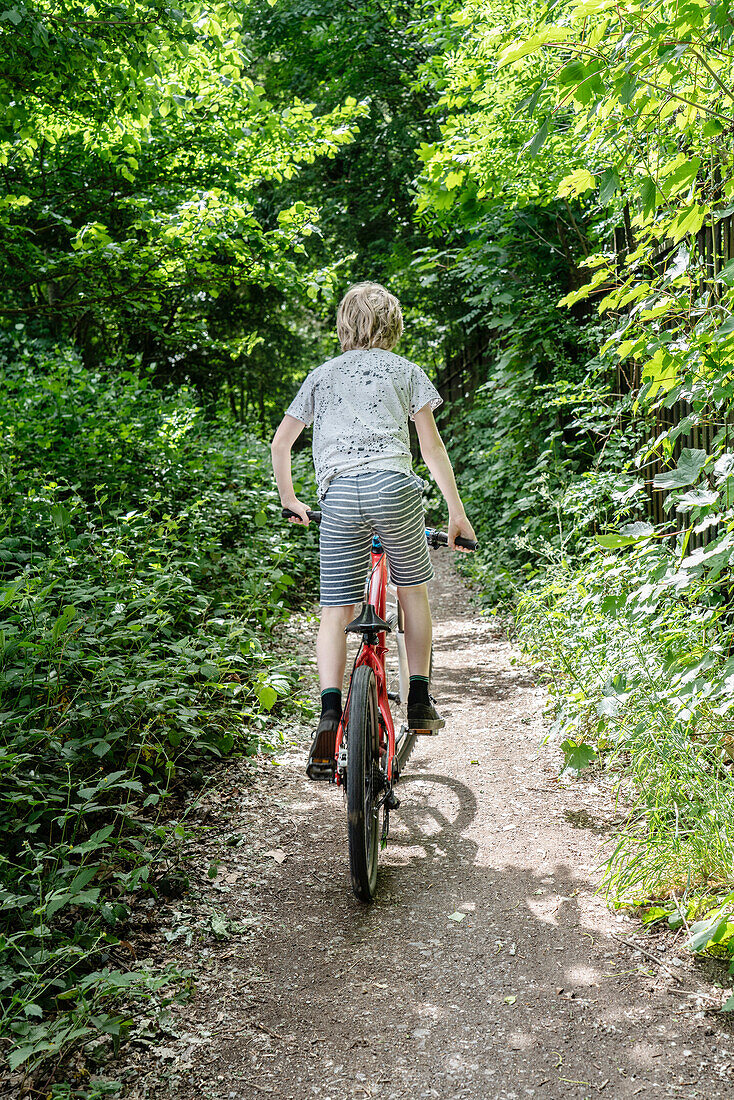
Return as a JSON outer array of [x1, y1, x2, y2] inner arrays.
[[345, 604, 392, 635]]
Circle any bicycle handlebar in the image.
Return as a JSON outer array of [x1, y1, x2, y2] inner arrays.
[[282, 508, 477, 551], [425, 528, 478, 552], [282, 507, 322, 524]]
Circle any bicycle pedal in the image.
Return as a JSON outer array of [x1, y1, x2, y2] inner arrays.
[[413, 727, 441, 736], [306, 761, 335, 781]]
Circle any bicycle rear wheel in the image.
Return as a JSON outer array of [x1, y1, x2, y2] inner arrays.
[[346, 664, 380, 902]]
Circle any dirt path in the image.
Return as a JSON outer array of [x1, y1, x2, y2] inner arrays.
[[121, 556, 734, 1100]]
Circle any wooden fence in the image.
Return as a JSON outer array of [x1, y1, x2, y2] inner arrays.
[[436, 329, 491, 406], [614, 207, 734, 548]]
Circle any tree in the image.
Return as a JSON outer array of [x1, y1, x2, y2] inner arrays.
[[0, 0, 364, 393]]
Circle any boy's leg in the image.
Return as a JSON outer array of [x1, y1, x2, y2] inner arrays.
[[316, 604, 357, 691], [395, 583, 432, 678], [307, 605, 357, 781], [308, 474, 370, 779], [396, 582, 443, 729], [364, 471, 443, 732], [307, 605, 356, 781]]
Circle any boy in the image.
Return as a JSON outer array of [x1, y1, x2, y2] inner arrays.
[[270, 282, 476, 780]]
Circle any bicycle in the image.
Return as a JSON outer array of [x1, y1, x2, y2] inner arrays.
[[282, 506, 477, 902]]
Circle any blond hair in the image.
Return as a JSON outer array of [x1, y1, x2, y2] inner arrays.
[[336, 282, 404, 352]]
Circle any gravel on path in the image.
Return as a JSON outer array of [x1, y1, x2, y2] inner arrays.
[[120, 554, 734, 1100]]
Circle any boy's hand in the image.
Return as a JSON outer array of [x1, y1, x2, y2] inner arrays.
[[283, 499, 311, 525], [448, 513, 476, 552]]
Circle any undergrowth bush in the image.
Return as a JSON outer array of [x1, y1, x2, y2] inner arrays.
[[0, 337, 318, 1088], [515, 513, 734, 962], [448, 365, 638, 604]]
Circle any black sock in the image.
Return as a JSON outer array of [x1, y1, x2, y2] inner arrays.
[[408, 675, 430, 708], [320, 688, 342, 717]]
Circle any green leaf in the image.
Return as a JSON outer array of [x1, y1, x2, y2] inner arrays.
[[716, 259, 734, 286], [217, 731, 234, 754], [653, 449, 707, 490], [255, 683, 278, 711], [557, 60, 588, 86], [560, 738, 596, 777], [52, 603, 77, 643], [619, 522, 654, 538], [667, 203, 707, 244], [618, 75, 638, 105], [668, 909, 686, 931], [596, 522, 654, 548], [211, 914, 231, 938], [675, 489, 719, 511], [688, 913, 733, 952], [557, 167, 595, 198], [70, 825, 115, 854], [642, 906, 669, 924], [50, 504, 71, 528], [525, 119, 550, 157], [598, 167, 620, 206], [640, 176, 657, 219], [663, 157, 701, 197]]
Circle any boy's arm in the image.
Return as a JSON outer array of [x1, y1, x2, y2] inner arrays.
[[270, 414, 311, 525], [413, 405, 476, 551]]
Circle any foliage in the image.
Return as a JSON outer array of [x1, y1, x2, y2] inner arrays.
[[0, 0, 366, 416], [413, 205, 622, 601], [516, 519, 734, 902], [6, 0, 734, 1077], [430, 0, 734, 438], [0, 335, 318, 1085], [412, 0, 734, 896], [239, 0, 464, 376]]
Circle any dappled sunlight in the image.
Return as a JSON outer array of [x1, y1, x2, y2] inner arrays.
[[525, 896, 561, 927], [564, 964, 602, 987]]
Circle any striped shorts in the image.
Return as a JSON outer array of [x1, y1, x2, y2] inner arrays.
[[319, 469, 434, 606]]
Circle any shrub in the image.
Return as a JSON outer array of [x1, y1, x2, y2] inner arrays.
[[0, 338, 318, 1085]]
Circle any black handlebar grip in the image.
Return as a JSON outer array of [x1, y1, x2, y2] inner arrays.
[[454, 535, 478, 551], [281, 507, 322, 525], [426, 528, 477, 551]]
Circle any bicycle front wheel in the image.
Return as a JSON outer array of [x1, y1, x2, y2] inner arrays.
[[346, 664, 380, 902]]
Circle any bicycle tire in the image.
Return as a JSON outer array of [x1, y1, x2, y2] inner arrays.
[[346, 664, 380, 902]]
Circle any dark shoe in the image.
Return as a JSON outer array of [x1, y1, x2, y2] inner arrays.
[[306, 710, 340, 780], [407, 699, 445, 734]]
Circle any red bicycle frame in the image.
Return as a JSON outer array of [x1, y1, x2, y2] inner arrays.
[[333, 540, 397, 785]]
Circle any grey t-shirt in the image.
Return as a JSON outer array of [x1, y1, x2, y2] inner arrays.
[[286, 348, 443, 499]]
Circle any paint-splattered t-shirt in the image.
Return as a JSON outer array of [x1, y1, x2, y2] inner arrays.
[[285, 348, 443, 499]]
